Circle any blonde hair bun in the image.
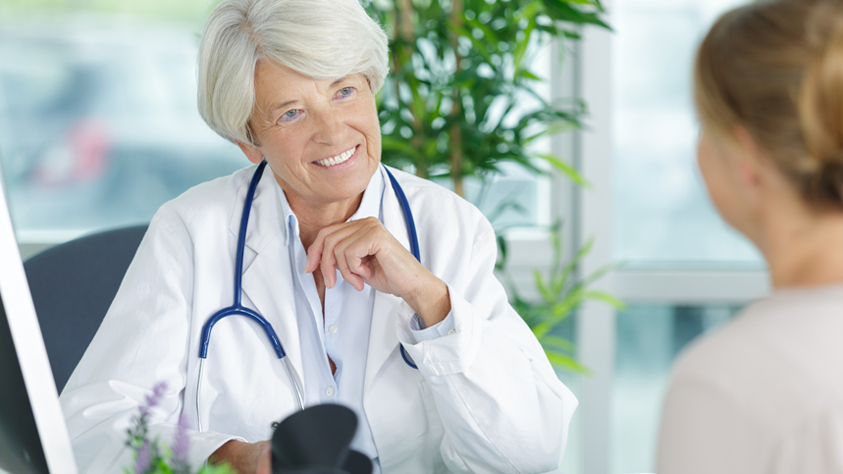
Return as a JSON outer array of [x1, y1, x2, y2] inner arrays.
[[696, 0, 843, 207]]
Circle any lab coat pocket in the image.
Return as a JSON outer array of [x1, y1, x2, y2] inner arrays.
[[419, 380, 448, 472], [527, 349, 574, 402]]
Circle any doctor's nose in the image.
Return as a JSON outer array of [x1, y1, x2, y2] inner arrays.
[[312, 110, 345, 146]]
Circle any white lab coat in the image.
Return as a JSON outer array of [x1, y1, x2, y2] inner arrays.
[[60, 164, 577, 474]]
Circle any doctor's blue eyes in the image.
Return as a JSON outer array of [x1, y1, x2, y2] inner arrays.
[[275, 86, 357, 124], [279, 109, 301, 123], [335, 87, 356, 99]]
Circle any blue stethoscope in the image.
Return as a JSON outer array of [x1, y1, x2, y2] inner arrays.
[[195, 160, 420, 432]]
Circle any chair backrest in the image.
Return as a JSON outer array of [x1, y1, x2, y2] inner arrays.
[[23, 225, 148, 393]]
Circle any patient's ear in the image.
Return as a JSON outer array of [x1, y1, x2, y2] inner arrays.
[[732, 126, 765, 188], [237, 140, 264, 165]]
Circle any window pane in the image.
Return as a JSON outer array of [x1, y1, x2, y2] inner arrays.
[[612, 304, 741, 473], [612, 0, 763, 268], [0, 14, 246, 241]]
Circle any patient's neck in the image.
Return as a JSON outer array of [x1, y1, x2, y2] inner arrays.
[[761, 207, 843, 289]]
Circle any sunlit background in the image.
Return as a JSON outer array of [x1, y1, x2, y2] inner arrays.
[[0, 0, 765, 473]]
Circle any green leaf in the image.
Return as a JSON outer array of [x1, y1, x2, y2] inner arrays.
[[535, 153, 590, 187], [446, 23, 494, 64], [513, 17, 536, 76], [583, 290, 626, 309], [533, 269, 554, 303], [541, 335, 576, 352], [546, 350, 591, 374]]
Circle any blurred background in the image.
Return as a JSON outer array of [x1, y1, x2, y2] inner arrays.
[[0, 0, 767, 473]]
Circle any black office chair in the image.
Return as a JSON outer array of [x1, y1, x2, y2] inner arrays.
[[23, 225, 148, 393]]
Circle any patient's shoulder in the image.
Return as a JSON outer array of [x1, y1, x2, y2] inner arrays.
[[670, 287, 843, 427]]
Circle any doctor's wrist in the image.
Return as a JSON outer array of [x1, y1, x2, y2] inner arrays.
[[406, 278, 450, 328]]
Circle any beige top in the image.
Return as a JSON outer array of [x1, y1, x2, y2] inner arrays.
[[656, 284, 843, 474]]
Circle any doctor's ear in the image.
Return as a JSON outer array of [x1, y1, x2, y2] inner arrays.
[[237, 140, 264, 165]]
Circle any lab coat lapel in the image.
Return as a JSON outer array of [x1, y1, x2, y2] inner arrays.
[[365, 166, 414, 394], [232, 167, 306, 391]]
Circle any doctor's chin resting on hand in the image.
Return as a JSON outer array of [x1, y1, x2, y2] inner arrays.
[[58, 0, 577, 472]]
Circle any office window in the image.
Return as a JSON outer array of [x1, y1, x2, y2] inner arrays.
[[612, 0, 759, 267], [575, 0, 766, 472], [607, 0, 757, 472], [0, 9, 246, 244]]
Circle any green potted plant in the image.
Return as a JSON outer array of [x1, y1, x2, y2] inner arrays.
[[364, 0, 618, 372]]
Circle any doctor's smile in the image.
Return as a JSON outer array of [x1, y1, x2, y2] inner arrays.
[[313, 145, 358, 168]]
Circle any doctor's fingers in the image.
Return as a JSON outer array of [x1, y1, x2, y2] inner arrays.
[[304, 220, 368, 274], [310, 219, 383, 286], [329, 232, 373, 291], [324, 223, 393, 290], [340, 230, 424, 298]]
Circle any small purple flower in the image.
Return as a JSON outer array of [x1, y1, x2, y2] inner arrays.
[[140, 381, 167, 418], [172, 413, 190, 467], [135, 440, 152, 474]]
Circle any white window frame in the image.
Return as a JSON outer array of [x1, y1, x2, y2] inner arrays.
[[571, 1, 770, 472]]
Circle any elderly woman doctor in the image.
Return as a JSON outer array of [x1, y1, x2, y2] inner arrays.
[[59, 0, 577, 472]]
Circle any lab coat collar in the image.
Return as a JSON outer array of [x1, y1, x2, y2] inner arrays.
[[227, 163, 288, 251]]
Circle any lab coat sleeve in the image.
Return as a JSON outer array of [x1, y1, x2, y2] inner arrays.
[[397, 225, 577, 474], [409, 312, 456, 342], [59, 205, 240, 473]]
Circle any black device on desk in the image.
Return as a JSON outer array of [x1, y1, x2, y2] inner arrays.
[[0, 165, 79, 473], [271, 404, 372, 474]]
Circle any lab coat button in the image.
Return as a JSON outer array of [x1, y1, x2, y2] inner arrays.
[[326, 386, 335, 396], [271, 421, 279, 431], [447, 329, 456, 335], [329, 324, 338, 334]]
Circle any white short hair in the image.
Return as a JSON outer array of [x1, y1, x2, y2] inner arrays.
[[197, 0, 389, 145]]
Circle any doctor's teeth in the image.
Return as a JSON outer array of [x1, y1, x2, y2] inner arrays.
[[317, 148, 354, 167]]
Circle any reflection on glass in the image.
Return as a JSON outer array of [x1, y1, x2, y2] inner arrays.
[[612, 0, 763, 267], [612, 304, 741, 473], [0, 15, 247, 239]]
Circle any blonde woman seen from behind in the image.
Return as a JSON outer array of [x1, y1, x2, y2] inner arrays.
[[657, 1, 843, 473]]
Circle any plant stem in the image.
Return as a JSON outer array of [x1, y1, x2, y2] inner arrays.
[[396, 0, 428, 178], [449, 0, 464, 196]]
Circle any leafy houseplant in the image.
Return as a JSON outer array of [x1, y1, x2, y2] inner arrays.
[[498, 223, 623, 374], [363, 0, 616, 371], [365, 0, 608, 195]]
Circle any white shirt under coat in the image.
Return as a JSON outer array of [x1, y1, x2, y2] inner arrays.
[[281, 167, 453, 472], [60, 164, 576, 473]]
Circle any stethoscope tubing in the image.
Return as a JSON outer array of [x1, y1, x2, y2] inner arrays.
[[196, 162, 420, 432]]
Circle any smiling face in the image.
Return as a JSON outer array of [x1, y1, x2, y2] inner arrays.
[[238, 60, 381, 217]]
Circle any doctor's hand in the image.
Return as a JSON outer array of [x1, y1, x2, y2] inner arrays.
[[305, 217, 450, 327], [209, 440, 271, 474]]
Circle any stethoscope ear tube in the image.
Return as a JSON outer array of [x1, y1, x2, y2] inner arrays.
[[383, 166, 421, 371], [196, 161, 305, 433]]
